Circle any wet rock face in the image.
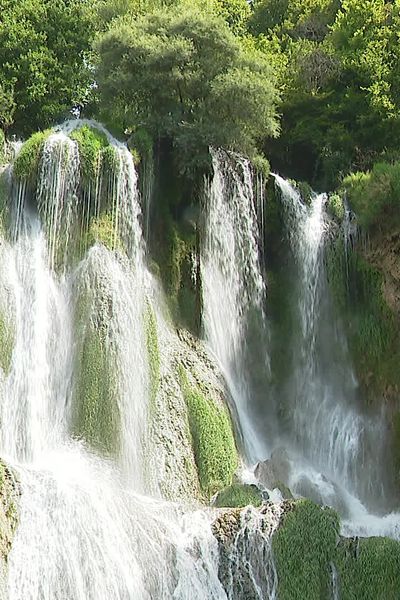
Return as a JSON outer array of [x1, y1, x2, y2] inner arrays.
[[0, 460, 19, 593], [212, 502, 292, 600], [254, 447, 293, 499]]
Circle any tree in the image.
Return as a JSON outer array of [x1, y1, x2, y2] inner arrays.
[[0, 0, 97, 134], [95, 3, 279, 172]]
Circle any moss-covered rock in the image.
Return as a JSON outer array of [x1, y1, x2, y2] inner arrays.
[[335, 536, 400, 600], [13, 130, 51, 180], [0, 131, 5, 165], [70, 125, 110, 183], [144, 300, 160, 409], [214, 483, 262, 508], [342, 162, 400, 230], [86, 213, 123, 253], [0, 311, 14, 375], [179, 366, 238, 498], [73, 282, 121, 456], [0, 170, 10, 237], [272, 500, 340, 600]]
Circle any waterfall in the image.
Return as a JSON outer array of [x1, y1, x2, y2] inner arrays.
[[201, 148, 270, 462], [0, 124, 241, 600], [273, 175, 400, 530]]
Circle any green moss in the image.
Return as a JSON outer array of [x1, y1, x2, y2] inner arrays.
[[101, 145, 119, 174], [13, 130, 51, 180], [144, 300, 160, 409], [326, 236, 400, 397], [214, 483, 262, 508], [0, 170, 10, 236], [336, 536, 400, 599], [86, 213, 123, 253], [179, 366, 238, 498], [74, 317, 120, 456], [70, 125, 110, 182], [272, 500, 400, 599], [296, 180, 313, 205], [272, 500, 340, 600], [327, 192, 345, 222], [0, 130, 5, 165], [0, 313, 14, 375]]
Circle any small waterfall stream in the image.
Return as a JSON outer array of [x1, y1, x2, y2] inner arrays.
[[201, 148, 270, 462]]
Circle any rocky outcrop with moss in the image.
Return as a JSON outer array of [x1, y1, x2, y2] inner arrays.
[[147, 308, 239, 503], [213, 499, 400, 600]]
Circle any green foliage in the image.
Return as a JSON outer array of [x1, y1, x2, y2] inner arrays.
[[13, 130, 51, 180], [144, 301, 160, 408], [335, 536, 400, 600], [343, 162, 400, 230], [272, 500, 340, 600], [327, 192, 345, 221], [179, 366, 238, 498], [95, 3, 279, 172], [70, 126, 110, 182], [214, 483, 262, 508], [0, 86, 15, 130], [0, 0, 96, 135], [251, 154, 270, 177]]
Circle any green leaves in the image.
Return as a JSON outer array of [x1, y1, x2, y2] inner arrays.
[[95, 3, 279, 172], [0, 0, 97, 134]]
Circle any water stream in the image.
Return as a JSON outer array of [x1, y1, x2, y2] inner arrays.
[[0, 128, 242, 600]]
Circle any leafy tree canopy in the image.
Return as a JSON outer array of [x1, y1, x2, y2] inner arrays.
[[95, 3, 279, 172], [0, 0, 97, 134]]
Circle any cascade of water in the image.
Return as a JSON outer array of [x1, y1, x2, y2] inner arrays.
[[0, 124, 251, 599], [217, 505, 280, 599], [272, 174, 392, 514], [201, 148, 269, 462]]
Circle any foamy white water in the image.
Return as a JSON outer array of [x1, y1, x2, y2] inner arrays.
[[201, 148, 269, 462]]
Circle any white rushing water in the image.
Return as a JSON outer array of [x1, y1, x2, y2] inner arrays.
[[273, 175, 400, 538], [201, 148, 269, 462], [0, 125, 247, 600]]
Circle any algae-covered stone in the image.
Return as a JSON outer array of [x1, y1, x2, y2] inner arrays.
[[272, 500, 340, 600], [214, 483, 262, 509], [0, 311, 14, 375], [144, 301, 160, 409], [179, 364, 238, 498], [70, 125, 110, 182], [86, 214, 123, 253], [335, 535, 400, 599], [13, 130, 51, 180]]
